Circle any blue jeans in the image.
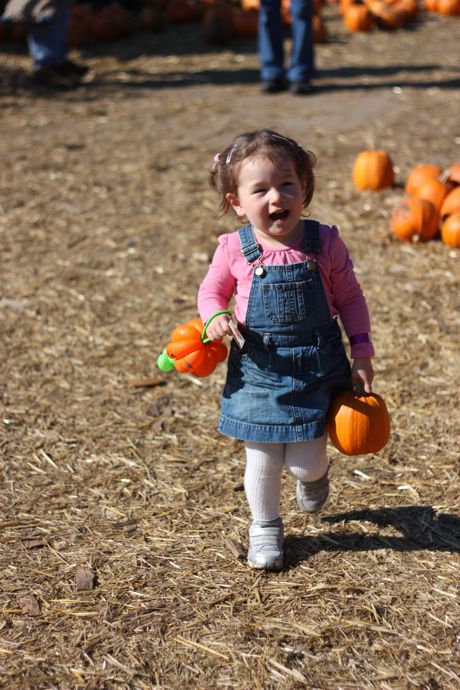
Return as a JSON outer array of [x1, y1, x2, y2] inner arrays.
[[258, 0, 315, 82], [28, 0, 71, 71]]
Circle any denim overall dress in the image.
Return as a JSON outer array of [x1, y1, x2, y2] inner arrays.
[[218, 220, 352, 443]]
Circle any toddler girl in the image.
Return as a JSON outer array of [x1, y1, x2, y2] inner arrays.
[[198, 129, 374, 571]]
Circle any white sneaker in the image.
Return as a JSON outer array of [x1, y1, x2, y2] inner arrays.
[[248, 518, 284, 571], [296, 472, 329, 513]]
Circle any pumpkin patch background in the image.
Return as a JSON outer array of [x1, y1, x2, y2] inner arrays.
[[1, 8, 459, 689]]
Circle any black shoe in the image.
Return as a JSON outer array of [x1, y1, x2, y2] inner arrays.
[[289, 80, 314, 95], [261, 78, 287, 94], [55, 60, 90, 78], [30, 66, 78, 89]]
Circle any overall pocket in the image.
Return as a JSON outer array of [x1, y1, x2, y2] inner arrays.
[[262, 281, 315, 323]]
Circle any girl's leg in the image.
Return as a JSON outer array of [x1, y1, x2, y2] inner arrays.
[[244, 441, 284, 521], [244, 441, 285, 570], [284, 435, 329, 513]]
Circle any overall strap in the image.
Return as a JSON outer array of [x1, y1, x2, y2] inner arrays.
[[238, 225, 263, 264], [303, 220, 322, 254]]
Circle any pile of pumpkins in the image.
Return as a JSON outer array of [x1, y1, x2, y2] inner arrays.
[[340, 0, 419, 32], [392, 163, 460, 247], [352, 150, 460, 248], [0, 0, 328, 46], [340, 0, 459, 31], [424, 0, 460, 14]]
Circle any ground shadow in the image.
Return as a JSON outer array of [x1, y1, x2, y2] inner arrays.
[[2, 49, 460, 99], [81, 64, 460, 94], [284, 505, 460, 569]]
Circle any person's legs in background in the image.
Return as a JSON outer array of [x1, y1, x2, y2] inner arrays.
[[258, 0, 286, 93], [288, 0, 315, 94], [28, 0, 88, 87]]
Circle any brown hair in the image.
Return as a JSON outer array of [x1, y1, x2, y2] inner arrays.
[[209, 128, 316, 215]]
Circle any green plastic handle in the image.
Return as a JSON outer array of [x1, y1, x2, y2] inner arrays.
[[201, 310, 232, 343]]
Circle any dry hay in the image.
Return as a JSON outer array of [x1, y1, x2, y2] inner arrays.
[[1, 15, 459, 690]]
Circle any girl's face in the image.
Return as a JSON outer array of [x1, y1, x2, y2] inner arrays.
[[225, 154, 305, 245]]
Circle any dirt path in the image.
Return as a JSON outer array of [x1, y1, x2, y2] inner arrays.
[[1, 11, 460, 690]]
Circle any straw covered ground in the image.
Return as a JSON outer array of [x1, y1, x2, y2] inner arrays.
[[1, 9, 459, 690]]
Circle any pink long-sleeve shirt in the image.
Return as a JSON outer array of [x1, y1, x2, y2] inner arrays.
[[198, 224, 374, 359]]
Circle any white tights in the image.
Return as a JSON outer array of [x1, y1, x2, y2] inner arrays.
[[244, 435, 328, 522]]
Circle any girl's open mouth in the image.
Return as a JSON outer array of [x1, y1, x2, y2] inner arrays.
[[269, 209, 289, 221]]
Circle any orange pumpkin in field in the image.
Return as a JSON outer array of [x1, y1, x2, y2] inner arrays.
[[404, 163, 442, 195], [414, 178, 450, 217], [441, 212, 460, 248], [363, 0, 408, 27], [391, 197, 438, 242], [440, 187, 460, 219], [444, 162, 460, 185], [344, 4, 375, 31], [327, 392, 391, 456], [436, 0, 460, 14], [352, 150, 394, 191]]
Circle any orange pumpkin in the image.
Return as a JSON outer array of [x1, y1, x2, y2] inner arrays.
[[352, 150, 394, 191], [444, 162, 460, 185], [391, 197, 438, 242], [327, 392, 391, 456], [166, 319, 227, 377], [441, 212, 460, 248], [363, 0, 408, 27], [394, 0, 419, 17], [440, 187, 460, 219], [436, 0, 460, 14], [344, 4, 375, 31], [340, 0, 356, 12], [414, 178, 450, 217], [405, 163, 442, 195], [401, 0, 419, 16]]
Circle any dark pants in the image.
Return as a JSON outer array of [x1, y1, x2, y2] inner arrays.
[[258, 0, 315, 82]]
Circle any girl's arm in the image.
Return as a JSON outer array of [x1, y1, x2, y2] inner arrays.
[[327, 227, 375, 361], [197, 235, 236, 341]]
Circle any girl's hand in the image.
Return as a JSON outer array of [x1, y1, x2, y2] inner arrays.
[[351, 357, 374, 394], [205, 314, 232, 341]]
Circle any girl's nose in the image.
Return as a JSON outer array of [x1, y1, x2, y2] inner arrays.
[[270, 187, 282, 203]]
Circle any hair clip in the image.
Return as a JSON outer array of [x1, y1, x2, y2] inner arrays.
[[226, 144, 237, 165]]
